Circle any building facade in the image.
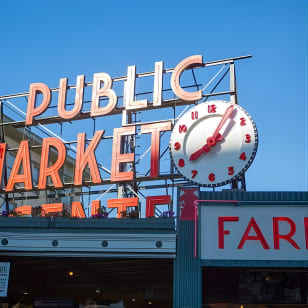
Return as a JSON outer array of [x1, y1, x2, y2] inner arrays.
[[0, 190, 307, 307]]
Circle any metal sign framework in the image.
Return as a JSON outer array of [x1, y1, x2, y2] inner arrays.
[[0, 55, 251, 216]]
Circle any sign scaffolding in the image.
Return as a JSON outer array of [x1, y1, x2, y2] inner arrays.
[[0, 54, 252, 218]]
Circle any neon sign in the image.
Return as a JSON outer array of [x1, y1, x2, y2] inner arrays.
[[1, 55, 207, 217]]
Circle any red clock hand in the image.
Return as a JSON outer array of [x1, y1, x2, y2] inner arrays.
[[189, 144, 210, 161], [189, 104, 234, 161], [213, 104, 234, 139], [205, 104, 234, 148]]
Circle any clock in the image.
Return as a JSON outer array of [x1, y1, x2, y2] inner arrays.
[[169, 100, 258, 187]]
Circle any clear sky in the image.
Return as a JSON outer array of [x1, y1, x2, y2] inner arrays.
[[0, 0, 307, 203]]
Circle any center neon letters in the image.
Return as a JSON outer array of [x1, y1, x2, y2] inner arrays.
[[12, 195, 171, 219]]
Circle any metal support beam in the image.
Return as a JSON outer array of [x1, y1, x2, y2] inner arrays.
[[229, 62, 246, 191], [229, 62, 238, 105], [0, 55, 251, 100], [0, 102, 9, 213]]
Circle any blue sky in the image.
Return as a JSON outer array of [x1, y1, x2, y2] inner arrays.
[[0, 0, 307, 204]]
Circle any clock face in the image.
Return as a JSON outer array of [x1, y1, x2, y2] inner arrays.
[[169, 100, 258, 187]]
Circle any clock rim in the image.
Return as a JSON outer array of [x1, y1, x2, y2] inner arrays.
[[169, 100, 258, 187]]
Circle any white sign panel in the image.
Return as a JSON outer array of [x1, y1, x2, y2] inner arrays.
[[200, 206, 308, 261], [0, 262, 10, 297]]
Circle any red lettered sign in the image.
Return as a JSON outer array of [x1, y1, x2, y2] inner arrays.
[[201, 205, 308, 262]]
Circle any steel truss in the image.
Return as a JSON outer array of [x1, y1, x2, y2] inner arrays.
[[0, 55, 251, 215]]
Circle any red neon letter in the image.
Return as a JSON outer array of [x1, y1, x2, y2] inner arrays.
[[14, 205, 32, 216], [305, 218, 308, 249], [141, 122, 172, 178], [107, 197, 138, 218], [171, 55, 203, 101], [71, 202, 86, 218], [218, 216, 239, 249], [41, 203, 63, 216], [38, 138, 66, 189], [58, 75, 84, 120], [238, 217, 270, 249], [6, 140, 32, 191], [0, 143, 6, 186], [74, 130, 104, 185], [145, 195, 171, 218], [91, 73, 117, 117], [26, 83, 51, 125], [153, 61, 163, 107], [110, 126, 135, 182], [124, 66, 147, 110], [273, 217, 300, 249]]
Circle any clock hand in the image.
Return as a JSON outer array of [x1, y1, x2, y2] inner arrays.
[[189, 144, 210, 161], [212, 104, 234, 140], [205, 104, 234, 148], [189, 105, 234, 161]]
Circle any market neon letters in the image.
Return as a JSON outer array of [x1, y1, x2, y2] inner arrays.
[[2, 121, 170, 191], [218, 216, 307, 250], [110, 126, 136, 182], [74, 130, 104, 185], [6, 140, 32, 191], [140, 122, 172, 178], [38, 138, 66, 189], [0, 143, 6, 186]]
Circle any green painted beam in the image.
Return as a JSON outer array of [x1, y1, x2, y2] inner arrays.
[[0, 217, 176, 234]]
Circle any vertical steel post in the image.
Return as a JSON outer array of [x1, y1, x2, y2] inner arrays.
[[120, 82, 138, 202], [118, 82, 129, 199], [230, 63, 246, 191], [0, 102, 9, 213], [229, 62, 238, 105], [173, 187, 202, 308]]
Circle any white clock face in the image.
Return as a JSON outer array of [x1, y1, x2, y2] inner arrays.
[[169, 100, 258, 187]]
